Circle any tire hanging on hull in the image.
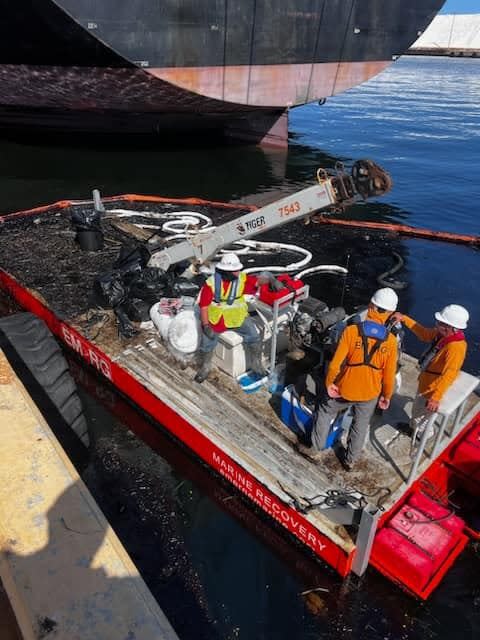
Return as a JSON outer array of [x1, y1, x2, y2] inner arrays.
[[0, 312, 89, 449]]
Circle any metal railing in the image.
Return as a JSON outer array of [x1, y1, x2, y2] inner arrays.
[[407, 372, 480, 485]]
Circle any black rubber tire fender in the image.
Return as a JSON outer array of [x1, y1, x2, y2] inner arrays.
[[0, 312, 89, 445]]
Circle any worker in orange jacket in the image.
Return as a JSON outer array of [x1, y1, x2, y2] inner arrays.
[[307, 288, 399, 471], [391, 304, 468, 444]]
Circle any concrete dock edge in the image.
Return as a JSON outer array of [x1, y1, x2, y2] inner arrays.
[[0, 348, 179, 640]]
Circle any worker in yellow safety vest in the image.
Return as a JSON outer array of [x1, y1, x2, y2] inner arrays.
[[194, 253, 279, 383]]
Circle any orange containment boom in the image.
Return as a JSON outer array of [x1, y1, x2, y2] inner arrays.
[[311, 215, 480, 246]]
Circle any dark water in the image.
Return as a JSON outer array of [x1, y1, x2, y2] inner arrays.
[[1, 55, 480, 638]]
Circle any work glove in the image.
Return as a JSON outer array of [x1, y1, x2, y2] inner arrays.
[[202, 324, 216, 340], [269, 277, 284, 292], [258, 271, 283, 292]]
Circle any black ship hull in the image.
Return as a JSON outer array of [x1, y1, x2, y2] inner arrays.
[[0, 0, 445, 145]]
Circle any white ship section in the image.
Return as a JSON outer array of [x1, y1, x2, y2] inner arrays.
[[411, 14, 480, 52]]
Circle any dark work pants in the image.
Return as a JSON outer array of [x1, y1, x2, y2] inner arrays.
[[311, 396, 378, 464]]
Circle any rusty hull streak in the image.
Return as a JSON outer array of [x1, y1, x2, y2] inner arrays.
[[148, 61, 392, 106], [332, 61, 391, 95]]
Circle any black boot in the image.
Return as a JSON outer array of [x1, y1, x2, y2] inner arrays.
[[245, 342, 267, 377], [194, 350, 214, 383]]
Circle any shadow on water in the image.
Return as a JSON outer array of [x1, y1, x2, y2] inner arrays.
[[0, 132, 296, 213], [0, 131, 396, 216]]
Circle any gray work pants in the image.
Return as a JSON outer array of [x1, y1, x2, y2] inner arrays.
[[311, 396, 378, 464]]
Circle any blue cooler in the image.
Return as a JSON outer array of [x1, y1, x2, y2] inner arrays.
[[280, 384, 345, 449]]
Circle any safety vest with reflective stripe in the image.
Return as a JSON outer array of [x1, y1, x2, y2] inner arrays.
[[206, 272, 249, 328]]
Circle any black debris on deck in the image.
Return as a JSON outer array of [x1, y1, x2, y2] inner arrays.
[[1, 199, 407, 321]]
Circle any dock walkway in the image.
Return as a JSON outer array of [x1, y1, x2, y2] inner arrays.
[[0, 349, 178, 640]]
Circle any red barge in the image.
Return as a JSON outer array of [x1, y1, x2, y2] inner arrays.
[[0, 171, 479, 600]]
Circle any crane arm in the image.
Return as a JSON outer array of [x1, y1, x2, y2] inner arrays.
[[145, 159, 391, 271]]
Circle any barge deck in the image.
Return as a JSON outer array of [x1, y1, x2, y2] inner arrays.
[[1, 193, 479, 599]]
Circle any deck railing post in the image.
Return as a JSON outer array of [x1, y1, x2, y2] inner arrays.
[[407, 413, 437, 485], [267, 284, 309, 374], [404, 373, 479, 485], [351, 505, 380, 576], [451, 400, 467, 437], [269, 298, 280, 373], [431, 414, 449, 458]]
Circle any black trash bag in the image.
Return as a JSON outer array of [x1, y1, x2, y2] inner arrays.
[[123, 298, 151, 323], [128, 267, 171, 304], [172, 278, 200, 298], [91, 241, 199, 339], [93, 271, 126, 308], [113, 244, 151, 277], [115, 307, 138, 338], [171, 259, 192, 277]]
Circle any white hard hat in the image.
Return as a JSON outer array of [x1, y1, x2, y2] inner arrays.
[[370, 287, 398, 312], [435, 304, 469, 329], [216, 253, 243, 272]]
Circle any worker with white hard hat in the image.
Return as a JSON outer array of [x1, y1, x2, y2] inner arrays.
[[194, 253, 279, 383], [370, 287, 399, 313], [302, 287, 399, 471], [391, 303, 469, 445]]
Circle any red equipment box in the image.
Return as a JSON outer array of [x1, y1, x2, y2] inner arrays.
[[258, 274, 305, 307], [371, 490, 466, 598], [448, 419, 480, 484]]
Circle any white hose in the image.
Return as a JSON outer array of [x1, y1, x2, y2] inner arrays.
[[107, 208, 213, 234], [107, 206, 345, 281], [107, 208, 212, 224], [107, 209, 172, 219], [107, 207, 216, 248], [295, 265, 348, 279], [235, 240, 312, 273]]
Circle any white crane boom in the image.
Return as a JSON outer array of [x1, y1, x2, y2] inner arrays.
[[97, 160, 391, 271]]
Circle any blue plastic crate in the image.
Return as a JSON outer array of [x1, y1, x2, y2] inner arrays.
[[280, 384, 345, 449]]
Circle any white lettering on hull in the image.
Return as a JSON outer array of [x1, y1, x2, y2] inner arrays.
[[61, 325, 112, 380], [212, 452, 326, 553]]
